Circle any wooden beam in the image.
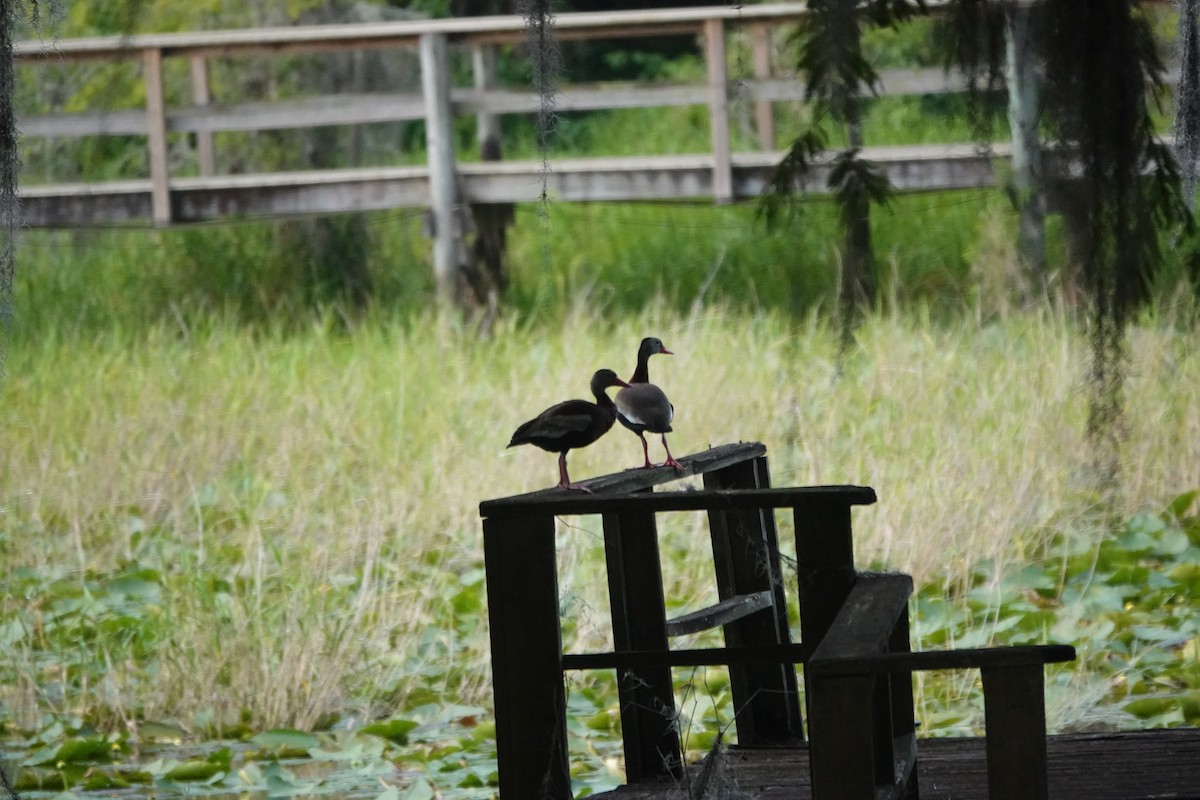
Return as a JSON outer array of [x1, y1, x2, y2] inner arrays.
[[750, 23, 775, 150], [189, 54, 215, 176], [419, 32, 459, 305], [603, 505, 683, 782], [982, 665, 1051, 800], [18, 145, 1024, 228], [17, 67, 981, 141], [483, 514, 571, 800], [664, 590, 773, 637], [704, 18, 733, 204], [561, 641, 814, 671], [12, 4, 816, 61], [703, 455, 804, 744], [142, 47, 171, 225]]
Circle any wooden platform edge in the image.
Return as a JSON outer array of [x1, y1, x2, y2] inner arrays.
[[480, 442, 879, 517], [480, 441, 765, 514]]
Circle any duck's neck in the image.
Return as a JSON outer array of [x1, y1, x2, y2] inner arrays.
[[631, 351, 651, 384], [593, 388, 617, 409]]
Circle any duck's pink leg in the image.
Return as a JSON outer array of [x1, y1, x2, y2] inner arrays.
[[660, 434, 684, 470], [558, 452, 594, 492], [638, 433, 654, 469]]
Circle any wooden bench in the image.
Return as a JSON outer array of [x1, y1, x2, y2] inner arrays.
[[479, 442, 1074, 800]]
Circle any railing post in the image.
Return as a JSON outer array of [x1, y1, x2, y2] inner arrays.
[[189, 54, 215, 176], [750, 23, 775, 151], [703, 456, 804, 743], [603, 503, 683, 783], [142, 47, 171, 225], [704, 18, 733, 204], [419, 32, 461, 306], [483, 513, 572, 800]]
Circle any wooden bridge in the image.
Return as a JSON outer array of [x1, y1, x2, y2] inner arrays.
[[15, 3, 1013, 228], [13, 3, 1037, 297]]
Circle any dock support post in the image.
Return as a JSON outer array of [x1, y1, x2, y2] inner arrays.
[[603, 502, 683, 782], [420, 32, 462, 307], [484, 514, 571, 800], [704, 455, 804, 743]]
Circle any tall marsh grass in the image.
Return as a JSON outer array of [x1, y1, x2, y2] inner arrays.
[[2, 302, 1197, 731]]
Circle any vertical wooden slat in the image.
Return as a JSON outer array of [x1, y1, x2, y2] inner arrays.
[[189, 55, 215, 176], [704, 18, 733, 204], [603, 505, 682, 782], [750, 23, 775, 151], [142, 47, 171, 225], [704, 455, 803, 743], [471, 43, 501, 156], [793, 499, 856, 646], [483, 514, 571, 800], [419, 32, 460, 305], [981, 664, 1051, 800], [807, 672, 877, 800]]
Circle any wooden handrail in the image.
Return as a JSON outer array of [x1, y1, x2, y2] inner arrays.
[[13, 4, 813, 60]]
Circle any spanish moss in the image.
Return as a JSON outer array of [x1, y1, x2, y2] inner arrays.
[[518, 0, 561, 210]]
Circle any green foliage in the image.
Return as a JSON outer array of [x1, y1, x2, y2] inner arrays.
[[912, 491, 1200, 733]]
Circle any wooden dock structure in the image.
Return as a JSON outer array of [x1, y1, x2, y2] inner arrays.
[[479, 443, 1198, 800], [595, 729, 1200, 800]]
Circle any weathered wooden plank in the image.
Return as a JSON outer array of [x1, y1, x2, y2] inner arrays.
[[981, 665, 1050, 800], [18, 144, 1022, 228], [562, 641, 814, 672], [142, 47, 171, 225], [807, 671, 879, 799], [603, 504, 683, 783], [15, 68, 974, 141], [813, 643, 1077, 676], [704, 18, 733, 204], [482, 484, 877, 519], [750, 24, 775, 150], [482, 514, 571, 800], [663, 590, 774, 637], [13, 4, 814, 60], [703, 455, 804, 744], [482, 442, 766, 511], [808, 573, 914, 667], [188, 55, 216, 176], [590, 729, 1200, 800]]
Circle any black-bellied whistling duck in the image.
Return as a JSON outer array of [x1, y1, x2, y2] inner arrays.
[[615, 337, 684, 470], [508, 368, 631, 490]]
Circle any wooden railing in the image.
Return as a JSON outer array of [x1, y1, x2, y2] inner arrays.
[[12, 4, 980, 219], [13, 3, 1175, 296]]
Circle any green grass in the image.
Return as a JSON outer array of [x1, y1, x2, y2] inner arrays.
[[2, 302, 1197, 740]]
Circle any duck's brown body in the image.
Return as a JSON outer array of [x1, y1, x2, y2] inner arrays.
[[615, 337, 683, 470], [509, 368, 630, 489]]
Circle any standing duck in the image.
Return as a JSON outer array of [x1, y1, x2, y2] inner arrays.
[[508, 368, 631, 490], [615, 337, 684, 470]]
